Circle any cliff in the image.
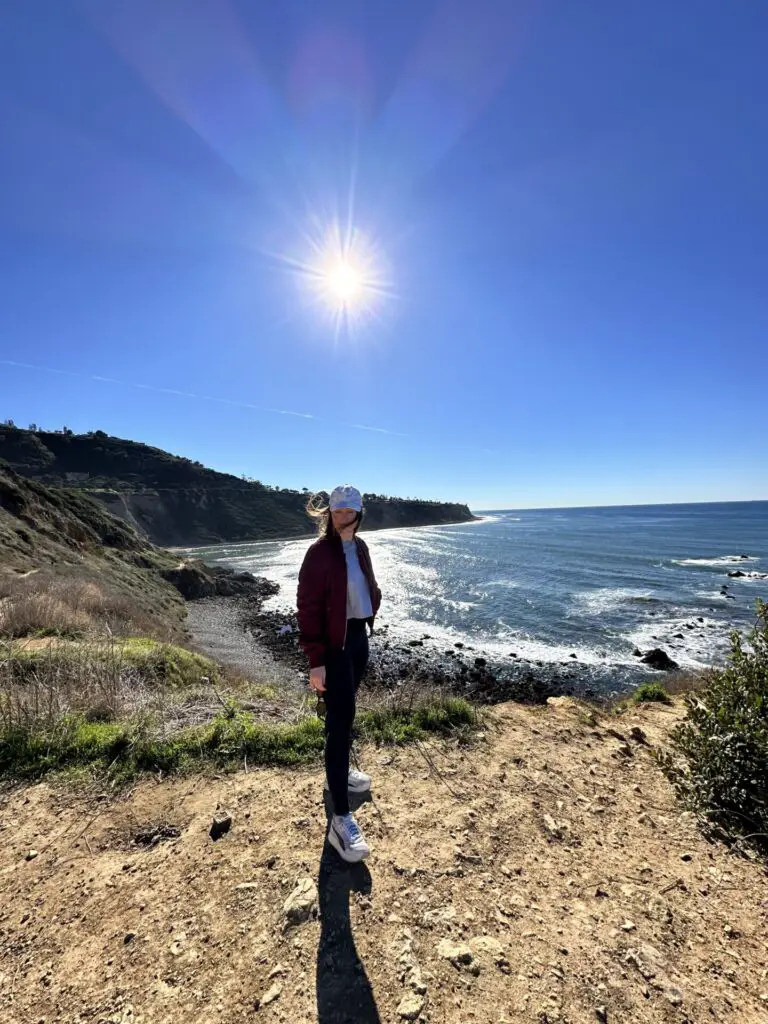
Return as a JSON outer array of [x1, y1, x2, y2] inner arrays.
[[0, 425, 476, 547]]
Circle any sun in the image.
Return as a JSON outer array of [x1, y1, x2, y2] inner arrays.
[[326, 261, 362, 306]]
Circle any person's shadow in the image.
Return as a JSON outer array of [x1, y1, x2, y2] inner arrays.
[[316, 790, 381, 1024]]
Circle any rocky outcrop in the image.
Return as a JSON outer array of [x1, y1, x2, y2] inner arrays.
[[161, 559, 279, 602], [640, 648, 680, 672]]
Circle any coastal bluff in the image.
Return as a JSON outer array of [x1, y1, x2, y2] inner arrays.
[[0, 425, 476, 547]]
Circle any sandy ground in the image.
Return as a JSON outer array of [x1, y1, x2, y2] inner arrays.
[[1, 698, 767, 1024]]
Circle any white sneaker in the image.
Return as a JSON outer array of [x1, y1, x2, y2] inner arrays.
[[327, 813, 370, 863], [324, 768, 372, 794]]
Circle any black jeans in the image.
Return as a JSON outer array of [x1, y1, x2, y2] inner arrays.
[[324, 618, 369, 816]]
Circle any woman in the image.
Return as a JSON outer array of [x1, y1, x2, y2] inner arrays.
[[297, 484, 382, 863]]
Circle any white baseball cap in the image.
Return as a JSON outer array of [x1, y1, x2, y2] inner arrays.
[[329, 484, 363, 512]]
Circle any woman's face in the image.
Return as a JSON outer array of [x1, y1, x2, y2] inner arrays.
[[331, 507, 358, 532]]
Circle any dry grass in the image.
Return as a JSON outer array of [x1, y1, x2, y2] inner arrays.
[[0, 572, 166, 640]]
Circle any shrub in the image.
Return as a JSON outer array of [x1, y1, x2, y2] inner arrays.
[[631, 681, 672, 704], [658, 600, 768, 854]]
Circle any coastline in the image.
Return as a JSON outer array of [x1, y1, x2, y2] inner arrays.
[[184, 588, 696, 705]]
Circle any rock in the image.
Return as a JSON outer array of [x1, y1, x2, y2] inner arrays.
[[469, 935, 507, 968], [616, 743, 633, 757], [257, 981, 283, 1009], [570, 653, 577, 659], [454, 642, 464, 649], [283, 877, 318, 927], [664, 986, 683, 1006], [397, 993, 424, 1020], [595, 1006, 608, 1022], [632, 648, 642, 657], [595, 887, 609, 898], [474, 657, 487, 668], [639, 648, 679, 672], [728, 570, 746, 578], [646, 896, 672, 924], [437, 938, 474, 967], [629, 726, 647, 744], [163, 560, 279, 601], [637, 813, 656, 828], [542, 814, 568, 841], [621, 920, 636, 932], [25, 849, 38, 861], [123, 931, 136, 944], [268, 963, 288, 979], [209, 811, 232, 841], [674, 633, 684, 639], [408, 639, 423, 647]]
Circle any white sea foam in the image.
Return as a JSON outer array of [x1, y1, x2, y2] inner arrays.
[[626, 614, 730, 669], [569, 588, 655, 616], [672, 555, 759, 567]]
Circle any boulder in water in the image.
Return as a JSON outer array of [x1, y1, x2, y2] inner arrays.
[[640, 648, 679, 672]]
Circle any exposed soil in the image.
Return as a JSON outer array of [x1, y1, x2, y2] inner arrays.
[[2, 698, 767, 1024]]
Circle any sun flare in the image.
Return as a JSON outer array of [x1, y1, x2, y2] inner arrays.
[[326, 261, 362, 306]]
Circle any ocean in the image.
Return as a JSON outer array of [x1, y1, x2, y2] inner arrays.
[[189, 501, 767, 690]]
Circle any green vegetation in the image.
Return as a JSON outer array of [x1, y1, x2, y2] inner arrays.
[[0, 424, 475, 546], [0, 694, 477, 783], [658, 600, 768, 855], [630, 681, 672, 704]]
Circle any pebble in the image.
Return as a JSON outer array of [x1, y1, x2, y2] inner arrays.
[[437, 939, 474, 967], [257, 981, 283, 1008], [283, 877, 318, 928], [209, 811, 232, 841], [663, 985, 683, 1006], [396, 993, 424, 1020], [25, 850, 38, 861]]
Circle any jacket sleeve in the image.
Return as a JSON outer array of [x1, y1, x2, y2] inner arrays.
[[297, 545, 328, 669]]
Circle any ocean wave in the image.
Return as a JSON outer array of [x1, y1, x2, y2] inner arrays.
[[672, 555, 759, 567], [569, 587, 655, 615], [626, 614, 730, 669]]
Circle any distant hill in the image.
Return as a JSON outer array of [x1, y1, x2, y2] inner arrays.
[[0, 425, 476, 547]]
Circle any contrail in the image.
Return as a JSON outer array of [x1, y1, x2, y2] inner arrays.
[[0, 360, 407, 437]]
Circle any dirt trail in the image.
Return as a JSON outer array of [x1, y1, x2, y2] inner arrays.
[[1, 698, 767, 1024]]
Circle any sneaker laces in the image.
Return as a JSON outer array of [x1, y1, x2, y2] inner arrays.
[[342, 814, 362, 843]]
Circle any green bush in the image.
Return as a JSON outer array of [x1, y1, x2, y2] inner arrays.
[[658, 600, 768, 854], [631, 681, 672, 704]]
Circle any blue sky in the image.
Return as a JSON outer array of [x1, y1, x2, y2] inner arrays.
[[1, 1, 766, 510]]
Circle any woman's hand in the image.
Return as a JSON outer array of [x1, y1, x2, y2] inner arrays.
[[309, 666, 327, 693]]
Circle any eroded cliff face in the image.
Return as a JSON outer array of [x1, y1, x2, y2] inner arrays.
[[1, 427, 476, 548], [88, 487, 475, 547]]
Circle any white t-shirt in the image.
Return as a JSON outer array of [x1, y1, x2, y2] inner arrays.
[[342, 539, 373, 619]]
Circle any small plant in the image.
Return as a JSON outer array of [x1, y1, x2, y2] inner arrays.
[[658, 600, 768, 854], [631, 681, 672, 704]]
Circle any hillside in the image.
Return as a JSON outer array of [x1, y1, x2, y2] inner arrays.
[[1, 696, 766, 1023], [0, 425, 476, 546], [0, 458, 190, 637]]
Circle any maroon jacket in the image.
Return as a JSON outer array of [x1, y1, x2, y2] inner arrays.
[[297, 534, 382, 668]]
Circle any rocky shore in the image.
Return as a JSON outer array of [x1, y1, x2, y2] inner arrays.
[[184, 574, 691, 705]]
